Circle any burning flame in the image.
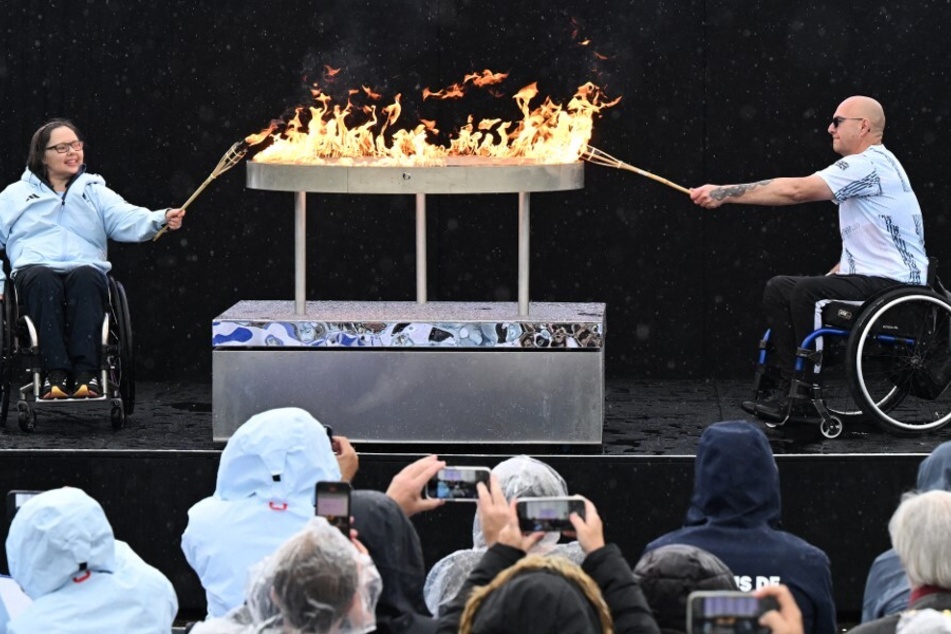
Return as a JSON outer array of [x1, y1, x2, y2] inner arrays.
[[248, 71, 619, 166], [465, 69, 508, 87]]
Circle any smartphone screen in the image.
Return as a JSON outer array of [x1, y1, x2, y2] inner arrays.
[[516, 496, 585, 531], [424, 466, 491, 501], [315, 481, 351, 535], [6, 490, 41, 523], [686, 591, 777, 634]]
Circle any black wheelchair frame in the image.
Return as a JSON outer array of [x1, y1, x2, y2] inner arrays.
[[749, 267, 951, 439], [0, 275, 135, 432]]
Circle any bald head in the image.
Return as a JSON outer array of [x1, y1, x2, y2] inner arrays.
[[839, 95, 885, 138], [829, 96, 886, 156]]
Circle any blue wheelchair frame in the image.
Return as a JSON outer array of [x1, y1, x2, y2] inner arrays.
[[749, 278, 951, 439]]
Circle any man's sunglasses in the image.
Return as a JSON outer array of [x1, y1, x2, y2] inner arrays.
[[832, 116, 864, 129]]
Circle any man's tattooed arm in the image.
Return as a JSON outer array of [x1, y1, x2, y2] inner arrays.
[[710, 179, 774, 201]]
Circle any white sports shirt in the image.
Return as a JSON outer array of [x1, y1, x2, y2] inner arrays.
[[815, 144, 928, 284]]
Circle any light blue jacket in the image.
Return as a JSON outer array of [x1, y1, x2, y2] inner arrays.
[[0, 168, 168, 283], [4, 487, 178, 633], [0, 575, 31, 634], [181, 407, 342, 618]]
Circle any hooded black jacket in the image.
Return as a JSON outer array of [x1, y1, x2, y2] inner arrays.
[[351, 490, 437, 634], [643, 421, 835, 634]]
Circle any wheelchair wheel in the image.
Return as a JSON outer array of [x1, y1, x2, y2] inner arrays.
[[819, 415, 844, 440], [0, 368, 9, 428], [110, 399, 126, 430], [17, 401, 34, 432], [0, 284, 13, 428], [847, 288, 951, 434], [109, 278, 136, 417]]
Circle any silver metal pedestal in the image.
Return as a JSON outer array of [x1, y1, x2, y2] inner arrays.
[[212, 300, 605, 444], [215, 160, 602, 444]]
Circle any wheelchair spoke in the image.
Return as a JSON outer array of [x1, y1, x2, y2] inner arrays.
[[849, 291, 951, 434]]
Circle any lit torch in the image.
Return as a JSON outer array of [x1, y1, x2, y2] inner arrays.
[[581, 145, 689, 195], [152, 127, 274, 241]]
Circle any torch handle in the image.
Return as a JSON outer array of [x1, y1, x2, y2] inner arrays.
[[619, 164, 690, 195], [152, 174, 216, 241], [582, 146, 691, 195], [179, 175, 216, 211]]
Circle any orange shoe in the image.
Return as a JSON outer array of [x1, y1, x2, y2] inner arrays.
[[72, 374, 102, 398], [41, 371, 70, 399]]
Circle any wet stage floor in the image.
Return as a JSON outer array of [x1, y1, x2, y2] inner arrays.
[[2, 378, 949, 455]]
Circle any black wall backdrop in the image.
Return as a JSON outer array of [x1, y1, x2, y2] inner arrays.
[[1, 0, 948, 382]]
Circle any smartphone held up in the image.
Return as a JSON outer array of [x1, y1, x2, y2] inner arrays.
[[686, 590, 779, 634], [516, 496, 586, 532], [315, 481, 351, 536], [424, 466, 491, 501]]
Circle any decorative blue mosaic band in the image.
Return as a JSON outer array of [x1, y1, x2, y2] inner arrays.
[[213, 301, 604, 349]]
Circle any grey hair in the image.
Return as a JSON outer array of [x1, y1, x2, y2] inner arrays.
[[890, 490, 951, 589]]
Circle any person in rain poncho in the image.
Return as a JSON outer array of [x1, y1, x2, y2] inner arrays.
[[0, 574, 31, 633], [182, 407, 343, 618], [436, 474, 660, 634], [424, 455, 586, 617], [3, 486, 177, 634], [190, 516, 382, 634]]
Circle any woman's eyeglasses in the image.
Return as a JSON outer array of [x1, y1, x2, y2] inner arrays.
[[45, 140, 84, 153]]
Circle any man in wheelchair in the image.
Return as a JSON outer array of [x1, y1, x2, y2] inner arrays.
[[689, 96, 929, 423], [0, 118, 185, 400]]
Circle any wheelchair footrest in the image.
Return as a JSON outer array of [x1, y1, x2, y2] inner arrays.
[[22, 394, 110, 405]]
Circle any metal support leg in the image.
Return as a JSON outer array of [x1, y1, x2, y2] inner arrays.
[[518, 191, 530, 316], [416, 193, 427, 304], [295, 191, 306, 315]]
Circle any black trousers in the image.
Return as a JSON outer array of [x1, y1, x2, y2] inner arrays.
[[13, 265, 108, 375], [763, 274, 902, 378]]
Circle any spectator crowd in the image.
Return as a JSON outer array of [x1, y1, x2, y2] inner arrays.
[[1, 413, 945, 634]]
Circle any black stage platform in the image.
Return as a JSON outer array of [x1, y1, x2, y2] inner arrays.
[[1, 378, 947, 623]]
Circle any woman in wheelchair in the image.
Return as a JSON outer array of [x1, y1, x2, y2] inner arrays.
[[690, 96, 930, 428], [0, 118, 185, 400]]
